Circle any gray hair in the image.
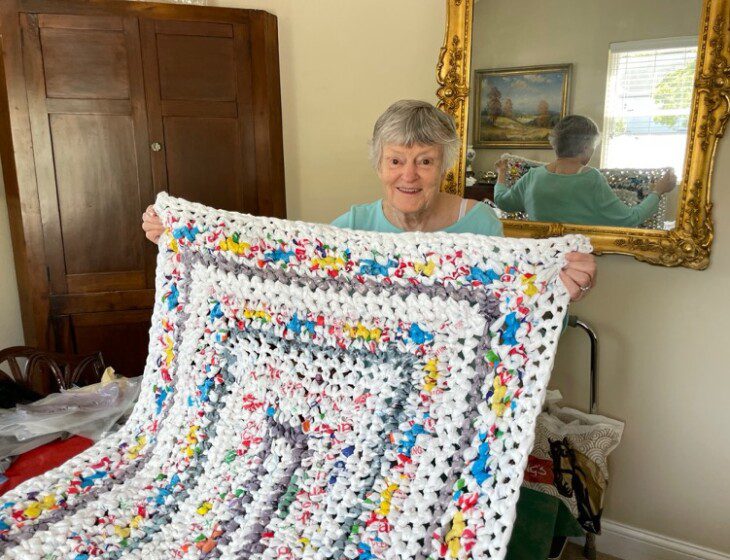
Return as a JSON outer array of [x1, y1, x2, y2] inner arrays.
[[369, 100, 460, 173], [549, 115, 601, 158]]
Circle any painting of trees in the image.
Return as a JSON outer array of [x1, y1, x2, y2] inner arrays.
[[486, 86, 503, 120], [535, 99, 551, 128], [504, 98, 514, 118]]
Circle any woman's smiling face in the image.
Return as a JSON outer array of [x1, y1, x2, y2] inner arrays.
[[378, 143, 444, 216]]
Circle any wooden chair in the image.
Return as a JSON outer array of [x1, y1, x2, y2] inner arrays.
[[0, 346, 105, 397]]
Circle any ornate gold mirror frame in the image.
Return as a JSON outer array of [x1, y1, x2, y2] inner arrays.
[[437, 0, 728, 270]]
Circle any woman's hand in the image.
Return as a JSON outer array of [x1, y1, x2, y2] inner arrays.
[[653, 170, 677, 195], [560, 252, 597, 302], [495, 158, 508, 184], [142, 205, 165, 244]]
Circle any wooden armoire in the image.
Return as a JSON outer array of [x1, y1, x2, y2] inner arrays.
[[0, 0, 285, 376]]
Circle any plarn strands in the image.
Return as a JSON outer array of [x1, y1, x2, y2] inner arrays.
[[0, 194, 590, 560]]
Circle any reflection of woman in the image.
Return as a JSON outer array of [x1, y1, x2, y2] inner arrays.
[[493, 115, 676, 227], [143, 101, 596, 300]]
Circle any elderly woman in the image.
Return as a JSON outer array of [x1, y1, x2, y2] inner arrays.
[[493, 115, 676, 227], [143, 100, 596, 300]]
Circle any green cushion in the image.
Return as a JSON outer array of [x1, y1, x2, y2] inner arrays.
[[505, 488, 584, 560]]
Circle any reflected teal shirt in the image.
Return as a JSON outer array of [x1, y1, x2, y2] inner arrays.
[[331, 199, 503, 236], [494, 166, 660, 227]]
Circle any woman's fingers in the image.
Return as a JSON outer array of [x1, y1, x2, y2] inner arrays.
[[142, 220, 164, 243], [562, 252, 597, 302], [564, 252, 596, 284], [655, 171, 677, 194], [559, 271, 584, 301], [563, 266, 591, 289], [560, 270, 591, 302], [142, 205, 163, 243]]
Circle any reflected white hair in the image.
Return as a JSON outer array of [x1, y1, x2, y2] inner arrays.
[[549, 115, 601, 158], [369, 100, 460, 173]]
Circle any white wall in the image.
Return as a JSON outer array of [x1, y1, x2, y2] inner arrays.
[[0, 167, 23, 349], [0, 0, 727, 554]]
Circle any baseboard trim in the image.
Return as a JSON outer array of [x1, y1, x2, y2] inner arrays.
[[568, 519, 729, 560]]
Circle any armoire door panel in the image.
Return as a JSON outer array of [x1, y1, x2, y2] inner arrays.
[[164, 117, 241, 211], [156, 33, 236, 101], [40, 26, 130, 99], [51, 114, 144, 278]]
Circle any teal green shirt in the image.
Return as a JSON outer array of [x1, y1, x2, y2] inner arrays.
[[494, 166, 660, 227], [332, 199, 504, 236]]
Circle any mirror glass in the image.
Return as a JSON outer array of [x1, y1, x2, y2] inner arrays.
[[467, 0, 702, 230]]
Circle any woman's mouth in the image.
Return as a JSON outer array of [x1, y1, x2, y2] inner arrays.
[[396, 187, 422, 195]]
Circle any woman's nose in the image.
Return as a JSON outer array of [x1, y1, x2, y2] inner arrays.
[[402, 162, 419, 181]]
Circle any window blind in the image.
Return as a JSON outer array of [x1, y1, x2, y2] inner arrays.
[[601, 37, 697, 174]]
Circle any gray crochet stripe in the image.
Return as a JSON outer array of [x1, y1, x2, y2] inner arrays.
[[216, 418, 311, 560], [326, 369, 413, 559], [183, 250, 500, 311]]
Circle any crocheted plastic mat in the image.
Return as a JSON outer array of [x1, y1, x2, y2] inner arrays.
[[0, 194, 591, 560]]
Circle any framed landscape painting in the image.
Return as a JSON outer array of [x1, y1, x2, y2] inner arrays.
[[473, 64, 572, 148]]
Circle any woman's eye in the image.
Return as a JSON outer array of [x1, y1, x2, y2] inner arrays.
[[390, 159, 400, 165], [421, 159, 432, 165]]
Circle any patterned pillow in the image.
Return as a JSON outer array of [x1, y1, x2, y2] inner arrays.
[[499, 153, 669, 228], [500, 154, 545, 189], [0, 194, 590, 560]]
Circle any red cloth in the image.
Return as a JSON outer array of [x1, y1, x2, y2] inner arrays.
[[0, 436, 93, 496]]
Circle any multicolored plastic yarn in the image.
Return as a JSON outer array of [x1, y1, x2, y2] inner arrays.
[[0, 194, 590, 560]]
